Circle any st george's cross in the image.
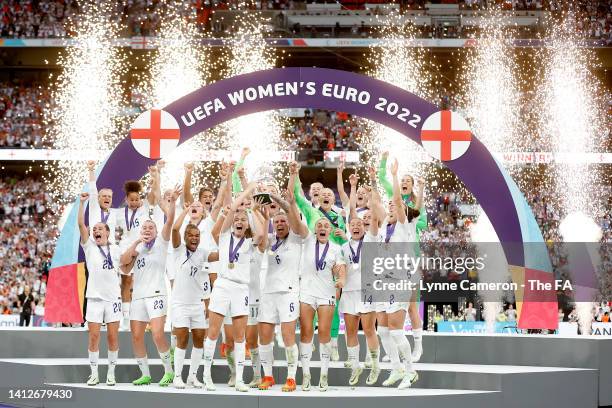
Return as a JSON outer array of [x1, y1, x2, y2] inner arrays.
[[130, 109, 180, 159], [420, 110, 472, 161]]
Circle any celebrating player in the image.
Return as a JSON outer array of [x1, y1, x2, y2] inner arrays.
[[370, 157, 423, 389], [170, 204, 219, 389], [77, 192, 122, 387], [257, 191, 303, 392], [202, 182, 265, 392], [119, 186, 181, 387], [378, 152, 426, 362]]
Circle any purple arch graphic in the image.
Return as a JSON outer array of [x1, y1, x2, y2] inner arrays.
[[100, 67, 524, 264]]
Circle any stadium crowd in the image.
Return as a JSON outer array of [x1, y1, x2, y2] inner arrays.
[[0, 175, 56, 322], [0, 81, 49, 148], [0, 0, 610, 40]]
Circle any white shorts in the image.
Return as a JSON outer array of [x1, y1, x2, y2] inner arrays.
[[386, 301, 409, 314], [339, 291, 375, 315], [86, 298, 122, 324], [130, 295, 167, 322], [248, 303, 260, 326], [223, 315, 232, 325], [375, 302, 388, 313], [208, 278, 249, 318], [172, 303, 208, 329], [300, 293, 336, 310], [259, 292, 299, 324]]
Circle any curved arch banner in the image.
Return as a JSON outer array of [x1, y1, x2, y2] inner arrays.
[[45, 67, 558, 329]]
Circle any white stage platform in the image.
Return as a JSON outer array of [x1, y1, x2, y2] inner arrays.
[[0, 329, 609, 408]]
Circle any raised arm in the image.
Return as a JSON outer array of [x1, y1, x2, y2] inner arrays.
[[289, 161, 318, 226], [147, 164, 160, 206], [251, 197, 267, 250], [368, 165, 386, 225], [162, 185, 182, 242], [172, 204, 190, 249], [77, 192, 89, 245], [336, 159, 350, 209], [285, 187, 309, 238], [377, 151, 394, 199], [120, 238, 141, 274], [414, 177, 425, 212], [348, 172, 358, 220], [183, 162, 195, 205], [391, 159, 406, 224], [270, 192, 290, 213], [211, 205, 229, 245], [232, 147, 250, 193], [87, 161, 100, 210], [221, 182, 257, 234]]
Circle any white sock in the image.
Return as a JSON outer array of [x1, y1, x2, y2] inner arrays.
[[88, 350, 99, 376], [250, 347, 261, 379], [234, 342, 246, 384], [190, 347, 203, 377], [320, 341, 331, 376], [203, 337, 217, 378], [107, 350, 118, 378], [369, 347, 380, 369], [299, 342, 313, 377], [122, 302, 130, 319], [227, 349, 236, 375], [330, 337, 338, 348], [174, 347, 186, 379], [390, 329, 413, 373], [347, 345, 360, 369], [159, 349, 173, 374], [413, 328, 423, 349], [378, 326, 401, 370], [260, 342, 274, 377], [137, 356, 150, 377], [171, 334, 177, 349], [286, 343, 298, 379]]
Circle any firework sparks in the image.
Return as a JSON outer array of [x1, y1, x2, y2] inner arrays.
[[537, 12, 607, 218], [43, 2, 125, 207], [220, 12, 284, 184], [139, 2, 217, 193], [461, 10, 524, 156]]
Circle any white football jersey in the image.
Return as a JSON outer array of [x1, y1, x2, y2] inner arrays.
[[116, 201, 152, 246], [382, 216, 418, 244], [172, 244, 211, 305], [217, 230, 256, 285], [341, 232, 377, 292], [263, 231, 302, 294], [131, 237, 169, 300], [82, 239, 121, 302], [87, 181, 118, 244], [300, 233, 346, 300]]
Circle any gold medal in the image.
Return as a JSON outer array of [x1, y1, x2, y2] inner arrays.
[[228, 262, 235, 269], [352, 263, 360, 270], [267, 249, 275, 256]]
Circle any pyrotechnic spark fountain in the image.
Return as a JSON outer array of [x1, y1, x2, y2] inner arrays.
[[43, 2, 125, 207], [537, 13, 607, 218], [141, 2, 216, 193], [537, 13, 608, 334], [221, 13, 284, 184], [461, 10, 524, 156], [470, 212, 508, 333], [366, 12, 434, 178]]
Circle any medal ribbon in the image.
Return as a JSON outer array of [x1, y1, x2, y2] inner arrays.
[[229, 234, 245, 263], [349, 238, 363, 264], [315, 240, 330, 271], [271, 236, 285, 252], [385, 223, 396, 243], [100, 209, 110, 224], [97, 245, 113, 268], [125, 207, 137, 231]]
